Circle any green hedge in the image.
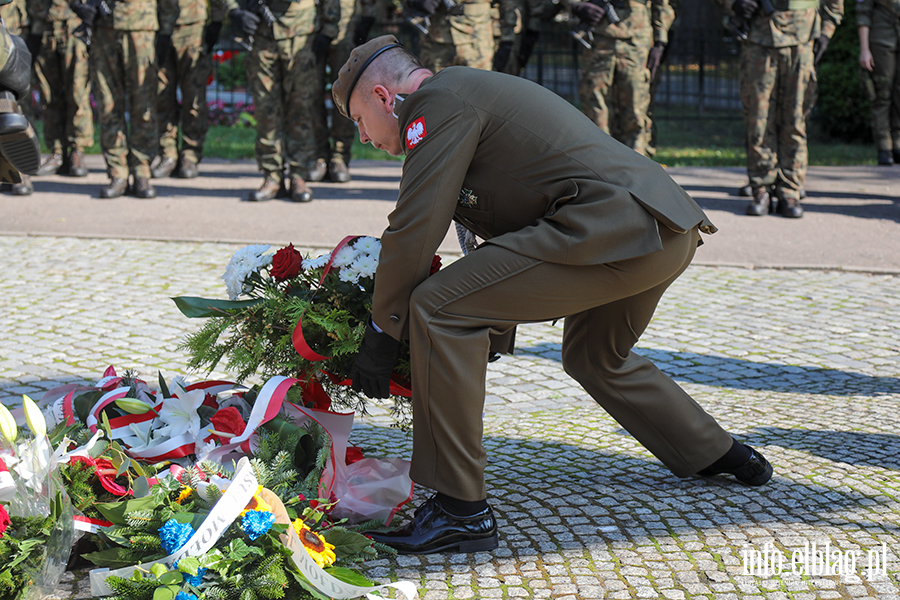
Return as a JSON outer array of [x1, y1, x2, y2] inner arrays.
[[812, 8, 872, 143]]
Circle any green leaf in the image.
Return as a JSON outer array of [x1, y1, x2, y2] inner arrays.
[[321, 529, 376, 559], [177, 556, 201, 576], [95, 495, 160, 525], [158, 371, 170, 399], [152, 584, 180, 600], [324, 566, 376, 587], [149, 563, 168, 579], [133, 476, 151, 498], [158, 571, 182, 585], [172, 296, 263, 318]]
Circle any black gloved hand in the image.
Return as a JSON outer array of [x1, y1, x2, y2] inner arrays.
[[813, 34, 829, 64], [204, 20, 223, 53], [492, 40, 513, 72], [572, 2, 604, 25], [646, 42, 665, 80], [312, 33, 333, 62], [732, 0, 758, 22], [25, 34, 42, 63], [353, 16, 375, 46], [517, 29, 540, 69], [350, 319, 400, 399], [408, 0, 441, 16], [69, 1, 98, 27], [155, 33, 172, 64], [230, 8, 261, 36]]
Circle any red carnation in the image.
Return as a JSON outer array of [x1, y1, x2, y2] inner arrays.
[[271, 244, 303, 282], [0, 504, 9, 538], [430, 254, 442, 275], [208, 406, 247, 442]]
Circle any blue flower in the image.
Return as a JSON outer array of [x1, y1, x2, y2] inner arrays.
[[159, 519, 195, 555], [175, 593, 198, 600], [241, 509, 276, 541], [182, 566, 207, 586]]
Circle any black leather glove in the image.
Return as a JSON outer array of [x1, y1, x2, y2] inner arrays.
[[646, 42, 665, 80], [732, 0, 758, 22], [204, 20, 223, 53], [492, 40, 513, 72], [25, 34, 42, 63], [230, 8, 261, 36], [572, 2, 604, 25], [155, 33, 172, 64], [408, 0, 441, 16], [353, 16, 375, 46], [350, 319, 400, 399], [312, 33, 332, 63], [813, 34, 829, 65], [69, 1, 98, 27]]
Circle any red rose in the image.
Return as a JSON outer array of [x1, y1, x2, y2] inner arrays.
[[271, 244, 303, 282], [207, 406, 247, 442], [430, 254, 442, 275], [345, 446, 365, 465], [0, 504, 9, 538]]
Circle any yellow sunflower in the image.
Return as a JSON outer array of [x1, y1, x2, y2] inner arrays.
[[175, 486, 194, 504], [241, 485, 273, 516], [291, 518, 336, 568]]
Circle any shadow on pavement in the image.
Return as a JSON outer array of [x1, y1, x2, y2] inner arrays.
[[748, 427, 900, 471]]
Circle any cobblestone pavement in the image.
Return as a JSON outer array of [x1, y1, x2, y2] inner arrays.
[[1, 235, 899, 599]]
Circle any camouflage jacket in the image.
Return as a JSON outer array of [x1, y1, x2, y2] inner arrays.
[[567, 0, 674, 45], [96, 0, 178, 32], [253, 0, 338, 40], [157, 0, 239, 34], [496, 0, 560, 42], [0, 0, 28, 35], [717, 0, 843, 46], [856, 0, 900, 28], [333, 0, 376, 41]]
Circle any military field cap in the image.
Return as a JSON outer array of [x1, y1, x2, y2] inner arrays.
[[332, 35, 403, 119]]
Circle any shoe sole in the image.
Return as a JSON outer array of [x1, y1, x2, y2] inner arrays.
[[395, 534, 499, 555]]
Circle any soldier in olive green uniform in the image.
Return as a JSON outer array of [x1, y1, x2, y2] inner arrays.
[[243, 0, 338, 203], [29, 0, 94, 179], [151, 0, 238, 180], [0, 0, 34, 195], [309, 0, 375, 183], [857, 0, 900, 165], [410, 0, 494, 72], [721, 0, 843, 218], [80, 0, 177, 198], [571, 0, 673, 156]]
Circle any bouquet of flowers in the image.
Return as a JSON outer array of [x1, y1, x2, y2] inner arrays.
[[173, 237, 439, 427]]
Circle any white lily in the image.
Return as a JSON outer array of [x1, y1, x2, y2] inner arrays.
[[0, 403, 17, 444], [154, 383, 205, 442], [22, 395, 47, 438]]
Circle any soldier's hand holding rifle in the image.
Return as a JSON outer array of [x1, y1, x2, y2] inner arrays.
[[69, 0, 112, 47], [728, 0, 774, 40], [570, 0, 619, 49], [404, 0, 463, 36], [229, 5, 265, 51]]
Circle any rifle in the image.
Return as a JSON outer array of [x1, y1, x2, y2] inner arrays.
[[728, 0, 775, 40], [405, 0, 464, 36], [71, 0, 113, 47], [570, 0, 620, 50], [233, 0, 278, 51]]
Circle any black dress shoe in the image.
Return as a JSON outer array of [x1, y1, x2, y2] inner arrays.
[[99, 177, 128, 199], [698, 446, 773, 486], [308, 158, 328, 182], [131, 177, 157, 199], [151, 155, 178, 178], [366, 495, 499, 555]]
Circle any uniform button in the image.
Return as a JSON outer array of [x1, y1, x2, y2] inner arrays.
[[390, 315, 400, 322]]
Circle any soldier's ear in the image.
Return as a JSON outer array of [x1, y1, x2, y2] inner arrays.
[[372, 84, 392, 112]]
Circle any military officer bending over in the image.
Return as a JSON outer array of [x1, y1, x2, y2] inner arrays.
[[333, 36, 774, 556]]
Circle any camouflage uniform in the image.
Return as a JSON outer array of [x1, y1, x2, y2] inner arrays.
[[492, 0, 558, 75], [723, 0, 843, 200], [311, 0, 375, 167], [576, 0, 671, 156], [248, 0, 337, 180], [857, 0, 900, 154], [92, 0, 175, 180], [29, 0, 94, 158], [420, 0, 494, 71], [155, 0, 237, 167], [1, 0, 34, 122], [645, 0, 676, 157]]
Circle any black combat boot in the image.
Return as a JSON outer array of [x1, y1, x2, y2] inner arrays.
[[745, 187, 771, 216]]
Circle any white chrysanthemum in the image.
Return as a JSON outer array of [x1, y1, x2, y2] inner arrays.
[[331, 245, 358, 268], [221, 244, 271, 299], [349, 254, 378, 279], [304, 252, 331, 270], [338, 267, 360, 284], [353, 236, 380, 255]]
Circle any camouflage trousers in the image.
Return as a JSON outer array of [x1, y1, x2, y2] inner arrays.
[[34, 24, 95, 154], [578, 37, 653, 156], [248, 33, 318, 178], [157, 21, 212, 164], [739, 41, 816, 199], [91, 26, 158, 180], [312, 35, 356, 165], [862, 42, 900, 152], [420, 1, 493, 72]]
